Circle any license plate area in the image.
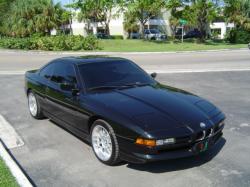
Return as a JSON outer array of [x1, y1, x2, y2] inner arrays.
[[193, 138, 209, 153]]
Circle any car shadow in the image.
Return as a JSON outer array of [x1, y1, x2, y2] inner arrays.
[[126, 137, 226, 173], [48, 119, 226, 171]]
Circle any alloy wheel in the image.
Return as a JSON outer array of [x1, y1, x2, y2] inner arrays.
[[91, 125, 112, 161], [28, 92, 38, 117]]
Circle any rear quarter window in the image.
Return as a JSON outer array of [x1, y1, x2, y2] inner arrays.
[[39, 63, 55, 80]]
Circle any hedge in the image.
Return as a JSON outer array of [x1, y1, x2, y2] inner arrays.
[[0, 35, 100, 51], [110, 35, 124, 39], [226, 28, 250, 44]]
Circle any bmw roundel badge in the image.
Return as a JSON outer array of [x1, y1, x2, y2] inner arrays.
[[200, 122, 206, 129]]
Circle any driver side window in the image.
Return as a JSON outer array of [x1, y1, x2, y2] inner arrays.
[[51, 62, 77, 87]]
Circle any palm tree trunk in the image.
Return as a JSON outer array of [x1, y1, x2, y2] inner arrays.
[[105, 22, 110, 35], [139, 21, 145, 38]]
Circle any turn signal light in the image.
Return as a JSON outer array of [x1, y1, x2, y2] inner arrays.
[[135, 138, 156, 147]]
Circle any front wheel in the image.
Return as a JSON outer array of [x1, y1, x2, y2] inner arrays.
[[91, 120, 120, 165]]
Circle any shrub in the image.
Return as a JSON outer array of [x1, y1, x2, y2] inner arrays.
[[110, 35, 124, 39], [0, 35, 100, 51], [226, 28, 250, 44], [0, 37, 32, 49]]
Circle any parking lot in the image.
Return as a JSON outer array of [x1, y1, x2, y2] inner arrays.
[[0, 50, 250, 187]]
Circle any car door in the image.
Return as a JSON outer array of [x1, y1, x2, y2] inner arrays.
[[45, 62, 89, 133], [36, 63, 55, 110]]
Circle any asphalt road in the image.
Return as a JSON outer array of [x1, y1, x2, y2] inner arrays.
[[0, 49, 250, 73], [0, 50, 250, 187]]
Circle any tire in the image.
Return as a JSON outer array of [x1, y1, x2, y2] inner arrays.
[[27, 91, 44, 119], [91, 119, 120, 165]]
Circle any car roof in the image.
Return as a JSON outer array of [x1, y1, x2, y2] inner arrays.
[[52, 56, 128, 65]]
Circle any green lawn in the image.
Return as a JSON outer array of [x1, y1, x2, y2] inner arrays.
[[0, 158, 18, 187], [98, 39, 247, 52]]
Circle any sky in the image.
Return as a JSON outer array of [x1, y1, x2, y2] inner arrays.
[[55, 0, 73, 6], [56, 0, 225, 7]]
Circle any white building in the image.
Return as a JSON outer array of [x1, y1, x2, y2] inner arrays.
[[70, 9, 172, 38], [210, 22, 234, 39], [64, 9, 234, 39]]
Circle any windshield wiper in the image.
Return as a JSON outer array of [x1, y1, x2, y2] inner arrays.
[[123, 82, 152, 87], [88, 86, 121, 91], [88, 83, 152, 91]]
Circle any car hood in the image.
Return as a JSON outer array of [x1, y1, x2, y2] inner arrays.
[[88, 84, 221, 134]]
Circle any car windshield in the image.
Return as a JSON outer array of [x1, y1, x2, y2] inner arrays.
[[150, 29, 160, 34], [78, 60, 155, 90]]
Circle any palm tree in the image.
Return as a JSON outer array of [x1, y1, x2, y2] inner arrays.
[[1, 0, 70, 37], [123, 11, 139, 38], [224, 0, 250, 30]]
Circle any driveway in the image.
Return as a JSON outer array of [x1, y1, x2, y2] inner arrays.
[[0, 50, 250, 187]]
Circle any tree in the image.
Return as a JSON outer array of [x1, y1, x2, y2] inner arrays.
[[183, 0, 218, 41], [166, 0, 183, 39], [0, 0, 69, 37], [123, 11, 139, 38], [56, 3, 72, 34], [224, 0, 250, 30], [70, 0, 119, 35], [195, 0, 217, 41], [0, 0, 15, 35], [126, 0, 166, 37]]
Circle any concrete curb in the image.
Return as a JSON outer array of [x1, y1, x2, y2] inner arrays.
[[0, 139, 33, 187], [0, 115, 24, 149], [0, 48, 248, 56]]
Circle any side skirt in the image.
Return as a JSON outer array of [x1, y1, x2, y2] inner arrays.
[[43, 111, 91, 143]]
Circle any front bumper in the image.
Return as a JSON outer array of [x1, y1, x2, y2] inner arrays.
[[119, 127, 224, 164]]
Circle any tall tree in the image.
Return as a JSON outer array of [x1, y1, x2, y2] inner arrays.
[[184, 0, 218, 41], [224, 0, 250, 30], [0, 0, 15, 35], [195, 0, 217, 41], [123, 11, 139, 38], [70, 0, 119, 35], [166, 0, 183, 39], [126, 0, 166, 37], [1, 0, 69, 37]]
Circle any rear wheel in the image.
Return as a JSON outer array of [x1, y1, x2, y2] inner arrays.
[[28, 91, 44, 119], [91, 120, 120, 165]]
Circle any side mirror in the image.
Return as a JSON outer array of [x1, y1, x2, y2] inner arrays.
[[72, 88, 80, 96], [151, 72, 157, 79], [60, 83, 80, 96], [60, 83, 75, 91]]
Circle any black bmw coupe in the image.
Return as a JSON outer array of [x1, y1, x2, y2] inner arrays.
[[25, 56, 225, 165]]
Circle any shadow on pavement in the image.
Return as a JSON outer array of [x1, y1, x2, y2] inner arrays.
[[49, 119, 226, 171], [126, 137, 226, 173]]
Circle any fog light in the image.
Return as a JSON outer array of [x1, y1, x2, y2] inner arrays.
[[156, 138, 175, 146], [156, 140, 164, 146], [164, 138, 175, 144]]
